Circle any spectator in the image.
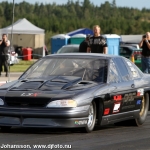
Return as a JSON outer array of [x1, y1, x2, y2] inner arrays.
[[79, 34, 90, 52], [139, 32, 150, 73], [87, 25, 107, 54], [44, 45, 49, 55], [0, 34, 10, 77]]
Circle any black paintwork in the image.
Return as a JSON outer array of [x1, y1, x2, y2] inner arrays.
[[0, 53, 149, 128]]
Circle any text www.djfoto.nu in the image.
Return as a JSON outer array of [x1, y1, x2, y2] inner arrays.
[[0, 144, 72, 149]]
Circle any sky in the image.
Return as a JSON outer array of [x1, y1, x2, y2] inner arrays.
[[3, 0, 150, 10]]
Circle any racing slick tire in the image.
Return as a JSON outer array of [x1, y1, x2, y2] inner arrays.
[[82, 101, 96, 133], [135, 92, 149, 126], [0, 126, 11, 133]]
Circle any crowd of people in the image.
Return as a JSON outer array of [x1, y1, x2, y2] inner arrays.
[[0, 25, 150, 77], [79, 25, 150, 74]]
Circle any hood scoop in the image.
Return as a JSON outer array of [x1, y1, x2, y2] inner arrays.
[[51, 76, 81, 83], [19, 81, 43, 89], [61, 77, 82, 89], [78, 81, 91, 85], [11, 81, 44, 90], [40, 76, 82, 91], [10, 76, 97, 91]]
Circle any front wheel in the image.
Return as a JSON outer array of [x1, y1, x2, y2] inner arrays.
[[83, 101, 96, 133], [135, 93, 149, 126]]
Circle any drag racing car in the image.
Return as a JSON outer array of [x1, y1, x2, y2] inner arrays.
[[0, 53, 149, 133]]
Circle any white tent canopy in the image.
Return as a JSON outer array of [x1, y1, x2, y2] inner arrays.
[[0, 18, 44, 34], [120, 35, 142, 44], [0, 18, 45, 58]]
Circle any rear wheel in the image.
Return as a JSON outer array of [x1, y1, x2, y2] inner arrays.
[[83, 101, 96, 133], [135, 93, 149, 126]]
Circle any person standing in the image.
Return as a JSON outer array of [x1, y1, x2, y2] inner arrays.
[[139, 32, 150, 73], [0, 34, 10, 77], [87, 25, 108, 54], [79, 34, 90, 52]]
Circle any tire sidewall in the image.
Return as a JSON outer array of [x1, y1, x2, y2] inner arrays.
[[85, 101, 96, 133], [136, 92, 149, 125]]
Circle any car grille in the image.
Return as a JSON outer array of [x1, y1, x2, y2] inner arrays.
[[5, 97, 50, 108]]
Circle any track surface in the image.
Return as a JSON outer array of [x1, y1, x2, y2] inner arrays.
[[0, 112, 150, 150]]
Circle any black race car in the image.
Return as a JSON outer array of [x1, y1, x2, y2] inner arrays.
[[0, 53, 149, 133]]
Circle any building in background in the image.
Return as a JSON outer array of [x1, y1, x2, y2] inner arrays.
[[0, 18, 45, 59]]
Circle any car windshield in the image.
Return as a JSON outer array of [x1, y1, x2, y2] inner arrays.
[[21, 57, 107, 82], [57, 46, 79, 53]]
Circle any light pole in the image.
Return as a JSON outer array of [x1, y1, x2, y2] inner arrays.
[[8, 0, 15, 82]]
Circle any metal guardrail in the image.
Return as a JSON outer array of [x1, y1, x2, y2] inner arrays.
[[7, 53, 45, 65], [17, 54, 44, 59]]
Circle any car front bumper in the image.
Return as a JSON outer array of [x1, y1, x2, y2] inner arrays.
[[0, 106, 89, 128]]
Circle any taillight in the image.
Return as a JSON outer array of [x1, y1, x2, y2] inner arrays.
[[133, 51, 141, 56], [137, 51, 141, 55], [133, 51, 138, 56]]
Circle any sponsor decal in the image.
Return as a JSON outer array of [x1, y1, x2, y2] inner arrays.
[[132, 71, 138, 77], [127, 62, 132, 66], [21, 93, 40, 97], [113, 95, 122, 101], [129, 66, 138, 77], [75, 120, 87, 125], [113, 103, 121, 113], [130, 67, 136, 71], [104, 108, 110, 115], [136, 100, 141, 105], [120, 92, 137, 110], [137, 88, 144, 96], [122, 92, 136, 105], [113, 92, 136, 104]]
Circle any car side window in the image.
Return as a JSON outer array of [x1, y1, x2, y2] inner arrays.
[[113, 57, 131, 81], [119, 47, 132, 58], [108, 60, 121, 83], [123, 58, 140, 79]]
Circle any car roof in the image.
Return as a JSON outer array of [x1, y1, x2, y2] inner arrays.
[[62, 44, 79, 48], [120, 45, 142, 50], [46, 53, 123, 59]]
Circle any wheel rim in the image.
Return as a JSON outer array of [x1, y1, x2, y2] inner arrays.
[[87, 104, 94, 128], [139, 96, 145, 116]]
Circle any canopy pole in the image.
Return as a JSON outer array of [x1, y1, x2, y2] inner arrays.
[[8, 0, 15, 82]]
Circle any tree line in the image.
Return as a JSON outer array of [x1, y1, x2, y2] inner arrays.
[[0, 0, 150, 49]]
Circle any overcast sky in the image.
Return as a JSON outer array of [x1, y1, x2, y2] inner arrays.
[[3, 0, 150, 10]]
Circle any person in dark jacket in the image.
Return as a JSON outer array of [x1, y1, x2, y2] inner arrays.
[[139, 32, 150, 73], [0, 34, 10, 77], [79, 34, 90, 53]]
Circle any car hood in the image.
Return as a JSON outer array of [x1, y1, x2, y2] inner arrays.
[[0, 76, 104, 107], [8, 76, 98, 91]]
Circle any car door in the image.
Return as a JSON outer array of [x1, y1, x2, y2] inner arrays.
[[123, 58, 144, 109], [107, 58, 137, 116]]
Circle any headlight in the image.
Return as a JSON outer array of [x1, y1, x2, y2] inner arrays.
[[46, 99, 77, 108], [0, 98, 4, 105]]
